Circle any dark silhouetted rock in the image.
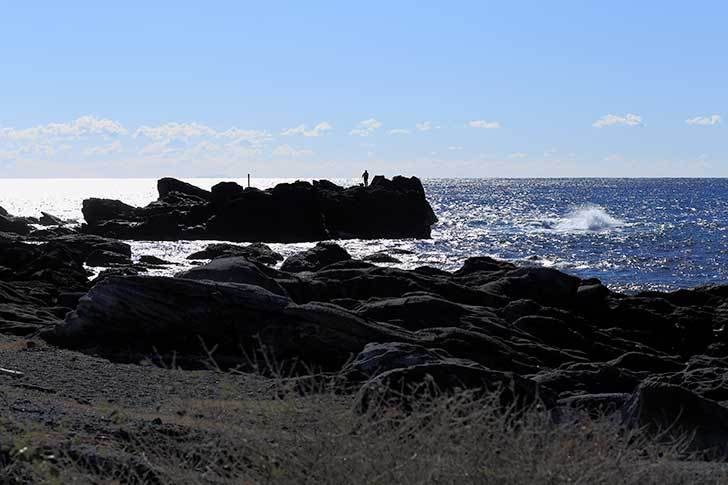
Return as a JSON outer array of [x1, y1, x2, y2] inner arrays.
[[531, 363, 640, 397], [622, 381, 728, 457], [363, 252, 401, 264], [175, 257, 287, 296], [139, 255, 174, 265], [51, 276, 411, 369], [81, 176, 437, 242], [38, 212, 65, 226], [85, 250, 132, 267], [157, 177, 212, 201], [0, 214, 31, 235], [186, 243, 283, 266], [82, 198, 138, 226], [280, 242, 352, 273]]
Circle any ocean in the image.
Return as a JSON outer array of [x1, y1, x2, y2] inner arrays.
[[1, 177, 726, 293]]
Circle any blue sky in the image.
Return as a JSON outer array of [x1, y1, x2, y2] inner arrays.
[[0, 1, 726, 177]]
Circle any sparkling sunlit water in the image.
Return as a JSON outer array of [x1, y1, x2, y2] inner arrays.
[[1, 178, 726, 293]]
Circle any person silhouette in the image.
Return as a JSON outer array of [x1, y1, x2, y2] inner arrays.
[[362, 170, 369, 187]]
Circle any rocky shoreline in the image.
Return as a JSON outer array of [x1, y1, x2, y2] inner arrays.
[[80, 176, 437, 242], [3, 178, 728, 461]]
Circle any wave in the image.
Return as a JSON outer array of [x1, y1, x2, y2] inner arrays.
[[553, 205, 623, 232]]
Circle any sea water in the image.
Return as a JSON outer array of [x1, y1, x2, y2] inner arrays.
[[1, 177, 726, 293]]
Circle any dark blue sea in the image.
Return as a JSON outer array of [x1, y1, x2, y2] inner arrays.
[[1, 178, 726, 293], [426, 178, 728, 293]]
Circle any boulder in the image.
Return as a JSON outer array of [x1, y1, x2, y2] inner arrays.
[[157, 177, 212, 201], [175, 257, 287, 296], [622, 381, 728, 457], [51, 276, 411, 369], [139, 255, 174, 265], [346, 342, 451, 380], [531, 363, 640, 397], [186, 243, 283, 266], [0, 214, 31, 235], [82, 198, 138, 226], [280, 242, 352, 273], [481, 267, 581, 307], [38, 212, 65, 226]]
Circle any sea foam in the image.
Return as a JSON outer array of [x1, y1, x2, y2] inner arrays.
[[554, 205, 623, 232]]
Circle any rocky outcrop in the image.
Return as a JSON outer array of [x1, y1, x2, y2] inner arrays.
[[18, 243, 728, 450], [622, 382, 728, 457], [80, 176, 437, 242], [280, 242, 351, 273], [175, 257, 288, 296], [51, 275, 411, 369], [186, 243, 283, 266]]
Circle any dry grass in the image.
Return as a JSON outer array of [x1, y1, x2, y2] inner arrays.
[[3, 372, 728, 485]]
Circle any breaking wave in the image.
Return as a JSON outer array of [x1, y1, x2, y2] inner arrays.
[[553, 205, 623, 232]]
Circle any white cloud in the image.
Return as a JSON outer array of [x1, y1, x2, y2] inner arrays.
[[509, 152, 528, 159], [592, 113, 642, 128], [272, 144, 313, 158], [416, 121, 435, 132], [468, 120, 500, 129], [0, 115, 127, 140], [84, 140, 122, 156], [686, 115, 721, 126], [134, 122, 270, 146], [281, 122, 332, 137], [349, 118, 382, 136], [388, 128, 410, 135], [448, 146, 463, 151]]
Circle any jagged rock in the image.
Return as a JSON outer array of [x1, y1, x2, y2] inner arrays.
[[531, 362, 640, 397], [82, 198, 138, 226], [175, 257, 287, 296], [0, 281, 63, 335], [81, 176, 436, 242], [607, 351, 684, 375], [454, 256, 517, 276], [346, 342, 451, 380], [317, 175, 437, 239], [38, 212, 65, 226], [0, 214, 31, 235], [480, 267, 581, 307], [29, 226, 77, 239], [139, 255, 174, 265], [642, 368, 728, 402], [50, 276, 411, 369], [622, 381, 728, 457], [157, 177, 212, 201], [280, 242, 352, 273], [85, 250, 132, 267], [186, 243, 283, 266]]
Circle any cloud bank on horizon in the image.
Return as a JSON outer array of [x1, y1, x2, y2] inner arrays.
[[0, 2, 726, 177]]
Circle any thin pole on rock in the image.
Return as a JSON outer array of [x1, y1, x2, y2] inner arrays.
[[248, 173, 251, 188]]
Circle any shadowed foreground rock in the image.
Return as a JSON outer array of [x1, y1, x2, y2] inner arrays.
[[34, 249, 728, 454], [81, 176, 437, 242]]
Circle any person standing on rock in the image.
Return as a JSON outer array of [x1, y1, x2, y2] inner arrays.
[[362, 170, 369, 187]]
